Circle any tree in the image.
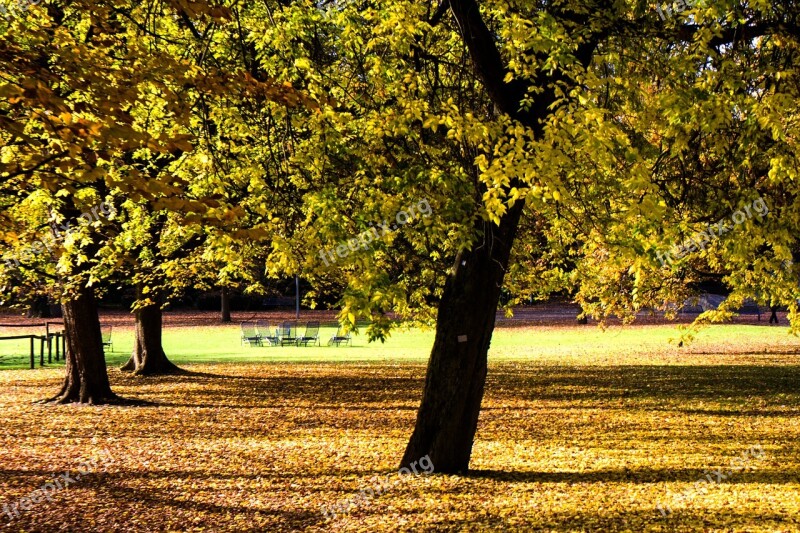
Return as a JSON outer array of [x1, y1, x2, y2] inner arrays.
[[245, 0, 598, 472], [400, 0, 800, 472], [117, 208, 188, 376], [57, 286, 117, 403], [220, 287, 232, 323], [241, 0, 799, 473], [225, 0, 549, 471], [0, 1, 297, 397], [0, 1, 159, 403]]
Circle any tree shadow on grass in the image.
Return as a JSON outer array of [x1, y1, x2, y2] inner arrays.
[[488, 364, 800, 403], [463, 466, 795, 484], [428, 508, 793, 532], [116, 368, 230, 380], [6, 479, 322, 532], [113, 363, 800, 410]]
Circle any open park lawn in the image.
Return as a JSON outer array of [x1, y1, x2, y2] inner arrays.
[[1, 323, 799, 532]]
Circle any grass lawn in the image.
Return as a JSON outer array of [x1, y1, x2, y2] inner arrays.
[[0, 323, 799, 531]]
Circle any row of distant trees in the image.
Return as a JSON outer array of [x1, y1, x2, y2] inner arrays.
[[1, 1, 798, 472], [20, 281, 325, 320]]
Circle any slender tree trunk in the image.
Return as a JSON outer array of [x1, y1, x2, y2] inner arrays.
[[220, 287, 231, 323], [121, 291, 180, 375], [769, 305, 779, 324], [47, 287, 118, 404], [401, 202, 525, 473], [27, 295, 52, 318]]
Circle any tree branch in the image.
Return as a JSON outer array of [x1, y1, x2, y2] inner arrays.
[[448, 0, 536, 126]]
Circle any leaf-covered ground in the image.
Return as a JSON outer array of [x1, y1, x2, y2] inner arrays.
[[1, 324, 799, 532]]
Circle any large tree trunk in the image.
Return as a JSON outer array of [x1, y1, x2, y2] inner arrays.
[[220, 287, 231, 323], [121, 293, 180, 376], [401, 202, 525, 473], [47, 287, 118, 404]]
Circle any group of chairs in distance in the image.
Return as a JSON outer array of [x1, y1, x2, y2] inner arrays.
[[240, 321, 352, 348]]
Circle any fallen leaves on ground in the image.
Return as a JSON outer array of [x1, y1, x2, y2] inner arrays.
[[1, 332, 799, 532]]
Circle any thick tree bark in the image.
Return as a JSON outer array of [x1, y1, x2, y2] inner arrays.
[[401, 202, 525, 473], [47, 287, 119, 404], [121, 293, 180, 376], [220, 287, 231, 323]]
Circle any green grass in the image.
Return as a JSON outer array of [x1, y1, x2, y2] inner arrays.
[[1, 322, 798, 371]]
